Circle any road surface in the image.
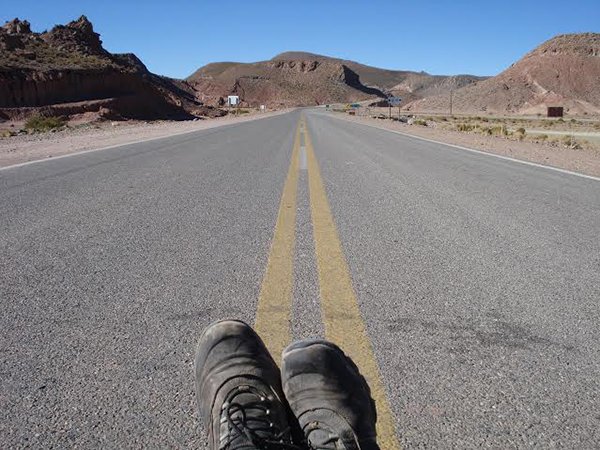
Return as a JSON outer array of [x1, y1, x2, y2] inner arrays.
[[1, 109, 599, 448]]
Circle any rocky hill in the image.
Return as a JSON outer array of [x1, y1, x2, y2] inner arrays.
[[273, 52, 486, 103], [0, 17, 222, 121], [188, 57, 384, 107], [188, 52, 484, 108], [407, 33, 600, 115]]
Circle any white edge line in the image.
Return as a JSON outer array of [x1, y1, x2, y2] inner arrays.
[[0, 110, 293, 172], [328, 113, 600, 183]]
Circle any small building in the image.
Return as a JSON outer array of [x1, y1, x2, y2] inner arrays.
[[227, 95, 240, 107], [547, 106, 564, 118]]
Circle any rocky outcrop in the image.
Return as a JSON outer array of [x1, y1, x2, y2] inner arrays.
[[0, 16, 223, 120], [41, 16, 106, 55]]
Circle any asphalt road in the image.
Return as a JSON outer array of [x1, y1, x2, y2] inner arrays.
[[1, 109, 599, 448]]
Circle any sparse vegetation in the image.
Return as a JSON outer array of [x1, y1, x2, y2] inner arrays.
[[515, 127, 527, 140], [480, 125, 509, 136], [0, 130, 15, 138], [561, 135, 582, 149], [455, 123, 477, 132], [24, 115, 66, 132], [338, 108, 600, 153]]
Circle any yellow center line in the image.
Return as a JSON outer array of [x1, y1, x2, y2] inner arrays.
[[254, 120, 302, 359], [304, 119, 401, 450]]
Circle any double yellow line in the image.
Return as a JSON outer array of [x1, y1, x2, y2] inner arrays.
[[255, 117, 400, 449]]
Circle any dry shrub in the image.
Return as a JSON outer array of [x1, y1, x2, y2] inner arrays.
[[456, 123, 477, 132], [25, 115, 66, 132]]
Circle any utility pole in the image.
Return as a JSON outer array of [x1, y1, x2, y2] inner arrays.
[[450, 88, 453, 116]]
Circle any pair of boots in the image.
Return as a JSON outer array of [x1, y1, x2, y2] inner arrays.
[[195, 320, 380, 450]]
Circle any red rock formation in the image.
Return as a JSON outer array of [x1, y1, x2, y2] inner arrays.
[[0, 16, 223, 120]]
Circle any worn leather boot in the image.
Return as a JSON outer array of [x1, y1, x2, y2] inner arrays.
[[281, 340, 380, 450], [195, 320, 302, 449]]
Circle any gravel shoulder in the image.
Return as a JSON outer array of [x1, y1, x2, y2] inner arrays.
[[0, 110, 291, 168], [334, 112, 600, 178]]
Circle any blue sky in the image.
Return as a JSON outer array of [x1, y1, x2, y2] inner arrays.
[[2, 1, 599, 78]]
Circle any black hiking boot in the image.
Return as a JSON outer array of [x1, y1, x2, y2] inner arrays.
[[195, 320, 302, 450], [281, 340, 380, 450]]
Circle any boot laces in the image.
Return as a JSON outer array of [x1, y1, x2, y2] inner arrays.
[[219, 385, 301, 450]]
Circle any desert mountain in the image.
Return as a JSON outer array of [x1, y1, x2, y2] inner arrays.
[[0, 17, 221, 121], [187, 52, 484, 108], [407, 33, 600, 115], [273, 52, 486, 103], [187, 56, 384, 107]]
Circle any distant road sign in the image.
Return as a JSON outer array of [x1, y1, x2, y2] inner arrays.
[[227, 95, 239, 106], [387, 96, 402, 106]]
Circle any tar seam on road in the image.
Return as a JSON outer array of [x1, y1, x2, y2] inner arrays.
[[254, 120, 301, 360], [328, 113, 600, 183], [304, 120, 402, 450]]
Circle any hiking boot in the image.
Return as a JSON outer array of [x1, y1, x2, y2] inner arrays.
[[281, 340, 380, 450], [195, 319, 302, 449]]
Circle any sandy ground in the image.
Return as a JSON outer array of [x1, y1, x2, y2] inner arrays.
[[335, 112, 600, 178], [0, 110, 291, 168]]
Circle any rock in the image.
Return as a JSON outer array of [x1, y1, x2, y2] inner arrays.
[[1, 18, 32, 34], [0, 16, 207, 121], [42, 15, 105, 55]]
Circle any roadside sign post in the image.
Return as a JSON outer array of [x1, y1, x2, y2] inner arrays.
[[227, 95, 240, 116], [387, 96, 402, 120]]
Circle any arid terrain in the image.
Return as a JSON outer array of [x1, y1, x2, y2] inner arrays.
[[1, 16, 599, 174], [408, 33, 600, 115], [187, 51, 483, 108], [0, 16, 222, 123]]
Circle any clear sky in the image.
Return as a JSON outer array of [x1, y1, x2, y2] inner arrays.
[[2, 1, 599, 79]]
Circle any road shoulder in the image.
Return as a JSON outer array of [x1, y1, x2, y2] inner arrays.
[[331, 112, 600, 178], [0, 109, 293, 169]]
